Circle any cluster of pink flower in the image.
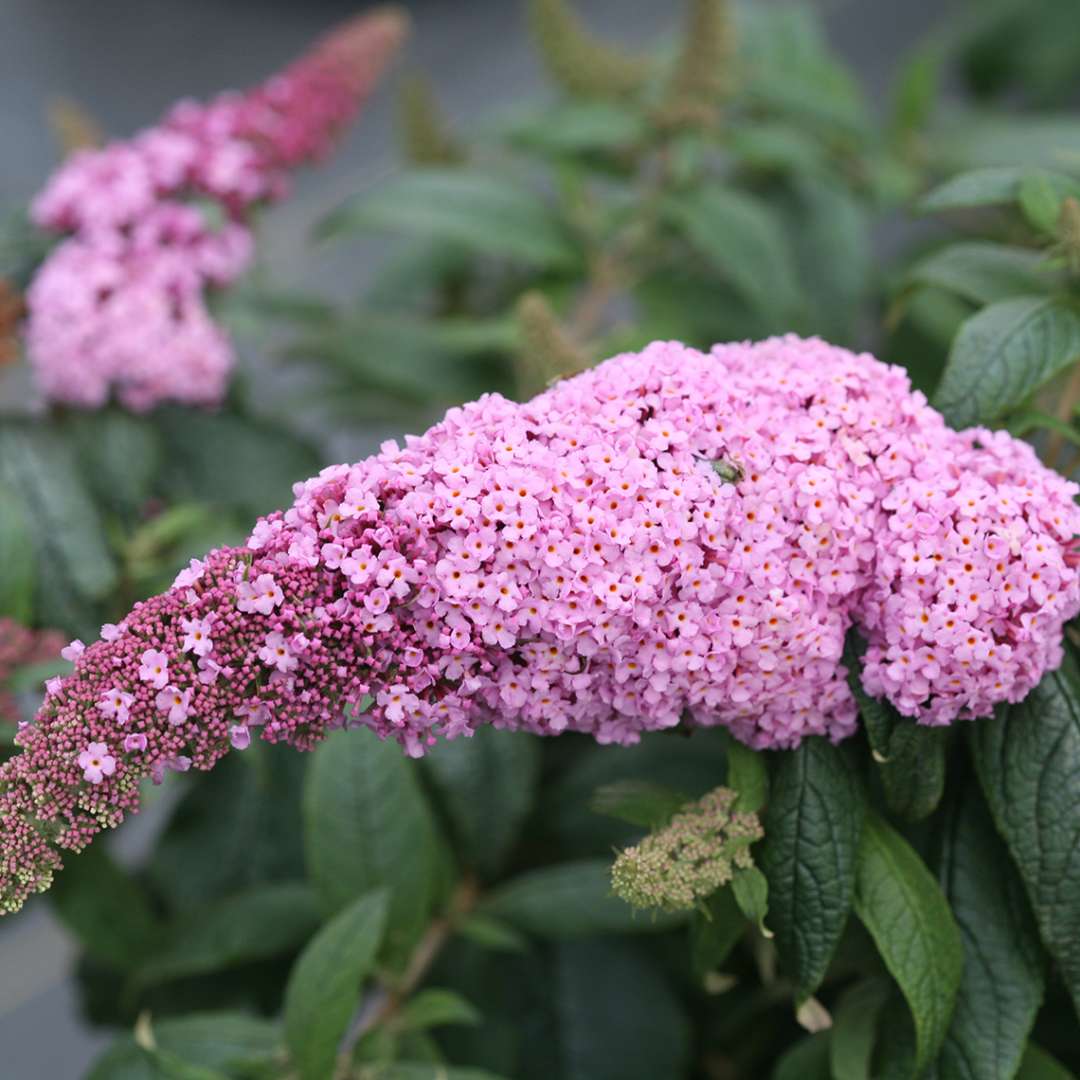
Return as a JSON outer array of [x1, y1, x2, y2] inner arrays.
[[24, 8, 407, 411], [0, 619, 65, 728], [2, 336, 1078, 913]]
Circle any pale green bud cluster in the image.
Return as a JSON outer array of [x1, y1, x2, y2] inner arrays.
[[611, 786, 762, 912]]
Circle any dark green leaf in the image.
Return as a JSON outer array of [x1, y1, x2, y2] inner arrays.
[[936, 787, 1045, 1080], [156, 410, 320, 519], [454, 913, 528, 953], [49, 844, 161, 970], [399, 988, 481, 1032], [318, 169, 577, 268], [0, 479, 35, 621], [664, 186, 803, 325], [86, 1013, 280, 1080], [971, 656, 1080, 1019], [771, 1033, 832, 1080], [371, 1068, 510, 1080], [933, 296, 1080, 428], [759, 737, 864, 1000], [304, 730, 442, 961], [904, 242, 1053, 306], [1016, 1044, 1078, 1080], [845, 645, 948, 821], [136, 883, 320, 988], [283, 890, 388, 1080], [541, 939, 691, 1080], [421, 727, 539, 878], [588, 779, 688, 828], [689, 886, 745, 978], [149, 744, 306, 912], [918, 166, 1080, 214], [830, 977, 889, 1080], [854, 812, 963, 1077], [482, 858, 684, 938]]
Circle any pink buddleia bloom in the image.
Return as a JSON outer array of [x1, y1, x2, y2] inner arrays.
[[2, 337, 1079, 917], [24, 9, 407, 412], [77, 743, 116, 785]]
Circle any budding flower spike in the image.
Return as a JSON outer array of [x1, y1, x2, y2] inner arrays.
[[3, 336, 1079, 914], [24, 7, 408, 412], [611, 787, 762, 913]]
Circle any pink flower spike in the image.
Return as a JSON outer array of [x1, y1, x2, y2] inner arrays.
[[258, 631, 297, 673]]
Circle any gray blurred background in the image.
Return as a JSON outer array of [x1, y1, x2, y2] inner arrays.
[[0, 1, 949, 1075]]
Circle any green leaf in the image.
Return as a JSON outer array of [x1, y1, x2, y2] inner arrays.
[[1019, 171, 1066, 235], [371, 1068, 511, 1080], [723, 734, 769, 813], [496, 100, 647, 155], [0, 479, 35, 621], [304, 730, 443, 962], [135, 883, 320, 988], [49, 844, 161, 970], [318, 169, 577, 268], [149, 744, 306, 913], [1016, 1045, 1078, 1080], [689, 886, 745, 978], [759, 737, 864, 1001], [919, 166, 1080, 213], [283, 890, 388, 1080], [64, 409, 161, 515], [86, 1013, 280, 1080], [737, 3, 867, 136], [588, 779, 688, 828], [970, 656, 1080, 1019], [771, 1032, 832, 1080], [421, 727, 539, 879], [542, 939, 691, 1080], [1006, 409, 1080, 448], [731, 866, 771, 938], [482, 858, 684, 938], [936, 787, 1045, 1080], [904, 242, 1053, 306], [829, 977, 889, 1080], [932, 295, 1080, 428], [0, 424, 116, 632], [399, 988, 481, 1032], [664, 186, 803, 326], [455, 913, 528, 953], [853, 812, 963, 1078], [156, 410, 320, 520], [845, 646, 948, 821]]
